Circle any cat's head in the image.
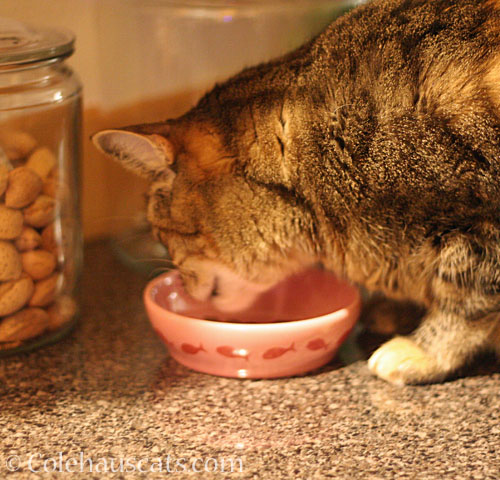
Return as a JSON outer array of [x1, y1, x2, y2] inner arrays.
[[93, 118, 316, 311]]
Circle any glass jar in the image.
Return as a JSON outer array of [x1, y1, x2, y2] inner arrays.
[[0, 18, 82, 355]]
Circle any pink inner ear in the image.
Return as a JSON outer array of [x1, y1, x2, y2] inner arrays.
[[92, 129, 172, 178]]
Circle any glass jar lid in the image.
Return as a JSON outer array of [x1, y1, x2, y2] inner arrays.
[[0, 17, 74, 67]]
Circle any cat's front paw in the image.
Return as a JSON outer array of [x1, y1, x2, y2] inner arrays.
[[368, 337, 443, 385]]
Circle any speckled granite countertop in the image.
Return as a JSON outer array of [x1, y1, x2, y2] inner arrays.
[[0, 240, 499, 479]]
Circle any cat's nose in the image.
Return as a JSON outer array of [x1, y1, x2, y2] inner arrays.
[[179, 268, 215, 302]]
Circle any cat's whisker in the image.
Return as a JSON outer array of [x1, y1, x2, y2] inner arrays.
[[148, 266, 174, 279], [130, 257, 176, 266], [145, 263, 198, 283]]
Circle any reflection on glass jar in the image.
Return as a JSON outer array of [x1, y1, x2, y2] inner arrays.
[[0, 18, 82, 355]]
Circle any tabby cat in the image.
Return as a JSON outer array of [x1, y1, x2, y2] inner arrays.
[[94, 0, 500, 385]]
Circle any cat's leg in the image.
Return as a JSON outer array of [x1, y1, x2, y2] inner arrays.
[[360, 294, 426, 336], [368, 231, 500, 385], [368, 309, 499, 385], [489, 319, 500, 356]]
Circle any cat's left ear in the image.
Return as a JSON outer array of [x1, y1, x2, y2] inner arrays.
[[92, 129, 175, 179]]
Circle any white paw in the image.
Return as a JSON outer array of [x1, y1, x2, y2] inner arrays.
[[368, 337, 437, 385]]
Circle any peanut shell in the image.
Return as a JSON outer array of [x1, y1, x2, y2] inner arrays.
[[43, 170, 71, 205], [0, 275, 34, 316], [15, 227, 42, 252], [41, 223, 57, 253], [0, 307, 49, 342], [0, 144, 11, 170], [0, 205, 23, 240], [29, 273, 62, 307], [0, 164, 9, 196], [0, 129, 37, 162], [23, 195, 55, 228], [26, 147, 56, 179], [42, 175, 58, 198], [21, 249, 56, 280], [5, 166, 43, 208], [0, 240, 22, 281]]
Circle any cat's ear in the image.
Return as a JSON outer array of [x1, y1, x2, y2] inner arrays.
[[92, 129, 174, 179]]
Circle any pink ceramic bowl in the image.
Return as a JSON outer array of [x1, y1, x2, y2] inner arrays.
[[143, 268, 360, 379]]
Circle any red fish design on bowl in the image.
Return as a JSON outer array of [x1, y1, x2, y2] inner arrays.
[[181, 343, 206, 354], [262, 342, 296, 359], [306, 338, 328, 351], [216, 345, 250, 361]]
